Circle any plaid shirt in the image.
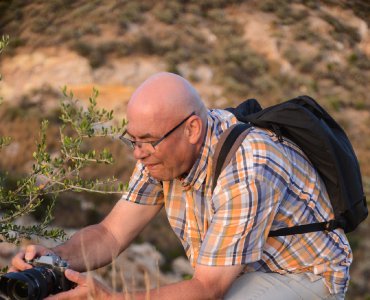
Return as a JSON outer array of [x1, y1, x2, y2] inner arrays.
[[122, 109, 352, 294]]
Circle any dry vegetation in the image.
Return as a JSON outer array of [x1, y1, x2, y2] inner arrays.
[[0, 0, 369, 298]]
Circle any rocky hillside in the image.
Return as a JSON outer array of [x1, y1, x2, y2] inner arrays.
[[0, 0, 369, 298], [1, 0, 369, 170]]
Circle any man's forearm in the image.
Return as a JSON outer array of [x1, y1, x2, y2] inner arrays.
[[52, 223, 121, 272], [50, 201, 162, 272], [121, 278, 221, 300], [119, 264, 242, 300]]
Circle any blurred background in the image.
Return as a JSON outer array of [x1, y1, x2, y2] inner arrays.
[[0, 0, 369, 298]]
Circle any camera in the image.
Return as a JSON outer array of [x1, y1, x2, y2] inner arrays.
[[0, 254, 74, 300]]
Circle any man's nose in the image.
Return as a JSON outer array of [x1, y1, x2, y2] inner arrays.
[[133, 145, 151, 160]]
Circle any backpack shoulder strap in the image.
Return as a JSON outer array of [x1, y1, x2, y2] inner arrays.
[[211, 123, 252, 193], [211, 120, 342, 237], [268, 220, 341, 237]]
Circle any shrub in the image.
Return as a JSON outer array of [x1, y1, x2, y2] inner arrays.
[[118, 1, 146, 29], [153, 1, 183, 24], [0, 86, 127, 247], [347, 51, 370, 70], [259, 0, 308, 25], [73, 41, 107, 69], [320, 12, 361, 46]]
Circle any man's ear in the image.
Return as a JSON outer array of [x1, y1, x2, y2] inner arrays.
[[186, 116, 202, 144]]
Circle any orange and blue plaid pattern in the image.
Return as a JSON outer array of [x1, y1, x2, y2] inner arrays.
[[122, 109, 352, 294]]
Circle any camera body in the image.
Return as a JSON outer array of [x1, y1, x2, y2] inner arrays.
[[27, 254, 72, 292], [0, 254, 74, 300]]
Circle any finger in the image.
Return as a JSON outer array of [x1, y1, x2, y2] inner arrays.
[[8, 266, 23, 272], [24, 245, 40, 261], [10, 250, 32, 271], [10, 245, 52, 272], [23, 244, 52, 260], [64, 269, 87, 286]]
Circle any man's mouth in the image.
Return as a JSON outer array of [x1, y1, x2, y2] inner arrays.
[[145, 163, 159, 170]]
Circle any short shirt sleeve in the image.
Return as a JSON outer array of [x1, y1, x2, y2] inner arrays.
[[121, 162, 164, 205]]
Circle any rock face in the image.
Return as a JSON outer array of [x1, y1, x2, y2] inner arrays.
[[0, 47, 222, 113], [0, 48, 92, 103], [1, 2, 369, 111], [0, 48, 168, 116]]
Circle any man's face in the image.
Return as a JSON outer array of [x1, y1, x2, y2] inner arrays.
[[125, 113, 196, 181]]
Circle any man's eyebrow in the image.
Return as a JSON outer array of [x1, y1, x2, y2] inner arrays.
[[125, 129, 156, 139]]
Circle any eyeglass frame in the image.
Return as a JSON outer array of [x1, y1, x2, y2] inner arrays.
[[119, 111, 196, 151]]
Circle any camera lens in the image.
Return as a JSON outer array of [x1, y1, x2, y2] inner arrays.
[[0, 268, 55, 300], [10, 280, 28, 300]]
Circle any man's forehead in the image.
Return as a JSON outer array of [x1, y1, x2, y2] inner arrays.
[[125, 128, 157, 139], [128, 110, 174, 126], [126, 100, 186, 139], [126, 116, 169, 139]]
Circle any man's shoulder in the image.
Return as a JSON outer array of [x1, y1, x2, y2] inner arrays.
[[207, 109, 238, 136], [208, 108, 236, 124], [241, 127, 306, 158]]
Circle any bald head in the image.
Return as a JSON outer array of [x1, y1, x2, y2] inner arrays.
[[127, 72, 207, 125], [125, 73, 208, 180]]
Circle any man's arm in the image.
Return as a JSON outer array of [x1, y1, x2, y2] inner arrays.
[[133, 263, 244, 300], [46, 262, 244, 300], [11, 200, 162, 272]]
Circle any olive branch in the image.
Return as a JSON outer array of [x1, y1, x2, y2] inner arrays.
[[0, 84, 127, 245]]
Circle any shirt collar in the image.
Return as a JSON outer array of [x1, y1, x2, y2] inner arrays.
[[179, 112, 217, 190]]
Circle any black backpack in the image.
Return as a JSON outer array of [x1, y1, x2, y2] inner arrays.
[[212, 95, 368, 236]]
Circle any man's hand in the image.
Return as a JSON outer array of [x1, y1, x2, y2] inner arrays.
[[9, 244, 53, 272], [44, 269, 118, 300]]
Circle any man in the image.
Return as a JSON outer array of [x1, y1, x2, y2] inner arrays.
[[11, 72, 351, 299]]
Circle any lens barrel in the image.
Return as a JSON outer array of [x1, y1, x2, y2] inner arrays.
[[0, 267, 56, 300]]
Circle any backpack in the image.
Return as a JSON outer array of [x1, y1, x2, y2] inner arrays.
[[212, 95, 368, 236]]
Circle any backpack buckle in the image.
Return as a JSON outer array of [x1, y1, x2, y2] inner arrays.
[[324, 220, 338, 232], [271, 124, 283, 142]]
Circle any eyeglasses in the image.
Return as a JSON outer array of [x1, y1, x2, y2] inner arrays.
[[119, 112, 195, 151]]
